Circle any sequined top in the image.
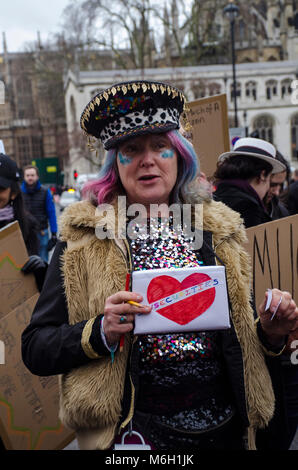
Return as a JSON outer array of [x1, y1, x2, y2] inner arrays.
[[129, 217, 234, 433]]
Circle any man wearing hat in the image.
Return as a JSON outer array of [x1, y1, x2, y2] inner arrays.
[[213, 137, 286, 228]]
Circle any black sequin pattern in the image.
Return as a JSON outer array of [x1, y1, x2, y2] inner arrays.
[[128, 217, 235, 448]]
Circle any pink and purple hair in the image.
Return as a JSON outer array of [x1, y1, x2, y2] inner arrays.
[[82, 130, 199, 205]]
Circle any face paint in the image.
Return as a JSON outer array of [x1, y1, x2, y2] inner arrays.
[[161, 149, 174, 159], [118, 151, 132, 166]]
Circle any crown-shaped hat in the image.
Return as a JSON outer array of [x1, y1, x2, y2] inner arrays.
[[80, 80, 186, 150]]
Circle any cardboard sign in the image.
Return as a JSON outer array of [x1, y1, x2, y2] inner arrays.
[[245, 215, 298, 310], [0, 221, 37, 319], [0, 221, 74, 449], [185, 94, 230, 178], [133, 266, 230, 334], [0, 295, 74, 450]]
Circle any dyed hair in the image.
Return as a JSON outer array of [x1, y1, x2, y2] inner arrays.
[[82, 130, 200, 205]]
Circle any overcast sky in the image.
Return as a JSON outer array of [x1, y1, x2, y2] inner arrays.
[[0, 0, 71, 52]]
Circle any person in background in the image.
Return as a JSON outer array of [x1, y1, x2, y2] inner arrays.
[[214, 140, 297, 450], [213, 137, 285, 228], [0, 154, 39, 255], [22, 81, 298, 451], [263, 151, 290, 220], [287, 179, 298, 215], [290, 168, 298, 183], [21, 166, 58, 262], [0, 154, 47, 451]]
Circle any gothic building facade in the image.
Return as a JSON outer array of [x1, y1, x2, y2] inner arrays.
[[0, 34, 68, 173], [64, 59, 298, 184]]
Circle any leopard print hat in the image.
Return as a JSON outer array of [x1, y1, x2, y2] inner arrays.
[[80, 80, 186, 150]]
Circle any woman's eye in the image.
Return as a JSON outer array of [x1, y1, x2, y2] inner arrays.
[[156, 141, 167, 149], [122, 146, 136, 154]]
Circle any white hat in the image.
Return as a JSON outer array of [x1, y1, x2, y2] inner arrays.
[[218, 137, 286, 174]]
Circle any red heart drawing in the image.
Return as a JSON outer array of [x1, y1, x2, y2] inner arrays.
[[147, 273, 216, 325]]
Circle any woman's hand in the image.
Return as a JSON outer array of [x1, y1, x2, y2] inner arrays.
[[258, 289, 298, 346], [103, 291, 152, 346]]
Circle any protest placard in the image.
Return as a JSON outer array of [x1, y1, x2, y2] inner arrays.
[[185, 94, 230, 178], [0, 222, 74, 449], [133, 266, 230, 334], [245, 215, 298, 310]]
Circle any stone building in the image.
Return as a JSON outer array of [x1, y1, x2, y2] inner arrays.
[[64, 59, 298, 183], [0, 34, 68, 174]]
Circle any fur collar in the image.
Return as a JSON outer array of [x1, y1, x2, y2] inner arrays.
[[60, 198, 246, 246]]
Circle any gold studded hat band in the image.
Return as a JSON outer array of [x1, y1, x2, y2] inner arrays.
[[80, 80, 187, 150]]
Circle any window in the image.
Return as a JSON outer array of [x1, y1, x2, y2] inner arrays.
[[192, 82, 206, 99], [17, 135, 44, 167], [17, 136, 31, 167], [266, 80, 278, 100], [70, 96, 77, 130], [230, 82, 241, 101], [208, 82, 221, 96], [253, 115, 274, 143], [294, 13, 298, 31], [16, 77, 34, 119], [0, 80, 4, 104], [291, 114, 298, 161], [32, 136, 44, 159], [245, 81, 257, 101], [281, 78, 292, 98]]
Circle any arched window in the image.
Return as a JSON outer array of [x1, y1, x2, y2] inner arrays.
[[266, 80, 278, 99], [291, 113, 298, 161], [208, 82, 221, 96], [294, 12, 298, 31], [230, 82, 241, 101], [253, 115, 274, 143], [245, 81, 257, 101], [281, 78, 292, 98], [16, 77, 33, 119], [192, 82, 206, 99], [70, 96, 77, 130]]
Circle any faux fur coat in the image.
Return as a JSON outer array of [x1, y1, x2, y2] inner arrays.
[[58, 198, 275, 450]]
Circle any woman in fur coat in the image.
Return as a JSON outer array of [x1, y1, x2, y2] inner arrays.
[[22, 81, 298, 451]]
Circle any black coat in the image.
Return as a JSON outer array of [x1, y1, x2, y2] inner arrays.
[[22, 234, 287, 441], [214, 182, 271, 228], [267, 195, 289, 220], [288, 181, 298, 215], [214, 181, 295, 450]]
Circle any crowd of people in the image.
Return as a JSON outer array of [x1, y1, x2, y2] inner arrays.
[[0, 79, 298, 451]]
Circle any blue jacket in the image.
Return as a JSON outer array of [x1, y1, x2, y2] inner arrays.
[[21, 180, 58, 234]]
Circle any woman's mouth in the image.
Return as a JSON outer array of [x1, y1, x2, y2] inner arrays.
[[138, 175, 160, 183]]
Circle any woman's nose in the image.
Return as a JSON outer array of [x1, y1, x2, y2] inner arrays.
[[139, 148, 155, 165]]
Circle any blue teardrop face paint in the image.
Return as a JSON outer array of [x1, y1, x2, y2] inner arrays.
[[161, 149, 174, 159], [118, 152, 132, 166]]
